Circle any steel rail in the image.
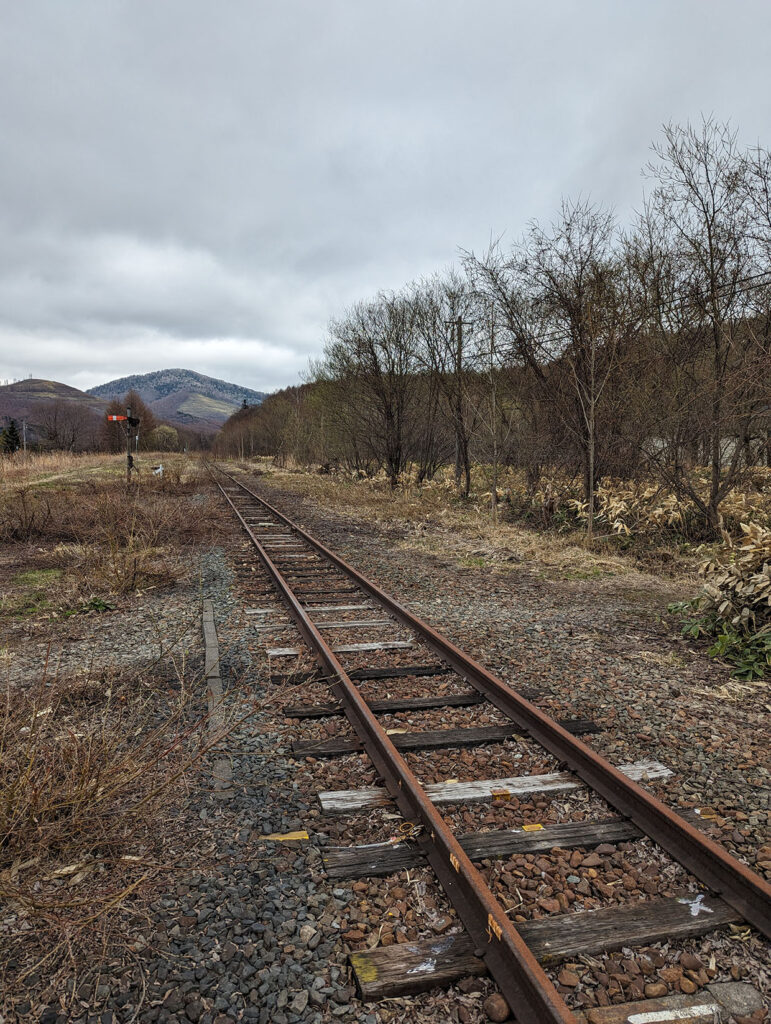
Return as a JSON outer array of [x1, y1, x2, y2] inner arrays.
[[220, 470, 771, 941], [214, 477, 577, 1024]]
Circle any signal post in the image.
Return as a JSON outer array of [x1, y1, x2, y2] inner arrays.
[[107, 408, 141, 483]]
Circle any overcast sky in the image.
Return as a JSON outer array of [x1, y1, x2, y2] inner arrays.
[[1, 1, 770, 394]]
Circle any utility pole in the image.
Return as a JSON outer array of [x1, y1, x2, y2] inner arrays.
[[126, 406, 132, 484], [488, 301, 499, 522], [443, 315, 474, 497], [455, 317, 463, 488], [22, 419, 27, 455]]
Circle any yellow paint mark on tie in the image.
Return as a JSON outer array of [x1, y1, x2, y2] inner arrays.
[[522, 823, 544, 832], [349, 954, 378, 983], [259, 830, 309, 842]]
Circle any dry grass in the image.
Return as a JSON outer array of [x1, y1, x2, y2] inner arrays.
[[700, 521, 771, 631], [0, 453, 216, 600], [0, 450, 205, 493], [565, 470, 771, 539], [1, 668, 201, 894], [230, 460, 641, 580], [233, 459, 770, 585], [0, 465, 224, 607], [0, 451, 121, 491], [0, 658, 254, 1004], [0, 451, 245, 1009]]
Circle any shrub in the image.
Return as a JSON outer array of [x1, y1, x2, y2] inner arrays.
[[0, 663, 251, 994], [0, 486, 52, 541], [699, 522, 771, 632], [566, 477, 770, 541], [0, 478, 222, 599], [0, 669, 208, 911], [669, 522, 771, 678]]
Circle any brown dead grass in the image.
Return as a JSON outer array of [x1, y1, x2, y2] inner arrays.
[[0, 467, 224, 607], [0, 657, 256, 1009], [228, 460, 644, 581], [0, 453, 246, 1010], [1, 668, 202, 892], [0, 450, 206, 493], [227, 459, 769, 587], [0, 666, 198, 983], [0, 451, 121, 491]]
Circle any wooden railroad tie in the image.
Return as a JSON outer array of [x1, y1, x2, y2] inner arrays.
[[302, 603, 376, 612], [263, 552, 318, 559], [288, 588, 359, 596], [269, 663, 456, 685], [283, 688, 549, 718], [267, 641, 414, 657], [350, 664, 454, 681], [323, 817, 641, 878], [318, 760, 673, 813], [348, 896, 740, 1000], [323, 807, 713, 879], [292, 720, 600, 758], [278, 569, 339, 576]]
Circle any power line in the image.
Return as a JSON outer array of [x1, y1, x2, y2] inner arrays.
[[484, 267, 771, 354]]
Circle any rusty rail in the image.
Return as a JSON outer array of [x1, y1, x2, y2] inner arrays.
[[217, 471, 771, 943], [215, 477, 577, 1024]]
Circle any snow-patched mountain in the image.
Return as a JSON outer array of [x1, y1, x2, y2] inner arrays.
[[88, 368, 266, 431]]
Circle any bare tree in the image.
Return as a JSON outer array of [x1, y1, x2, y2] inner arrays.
[[472, 301, 516, 520], [412, 272, 482, 497], [321, 292, 421, 487], [629, 118, 770, 531], [41, 401, 86, 451], [742, 143, 771, 466], [466, 199, 630, 539], [215, 118, 771, 541]]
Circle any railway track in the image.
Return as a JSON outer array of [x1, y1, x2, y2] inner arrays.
[[213, 467, 771, 1024]]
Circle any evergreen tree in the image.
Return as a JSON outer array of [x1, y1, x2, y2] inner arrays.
[[2, 419, 21, 453]]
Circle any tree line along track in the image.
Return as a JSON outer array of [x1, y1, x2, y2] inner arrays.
[[210, 466, 771, 1024]]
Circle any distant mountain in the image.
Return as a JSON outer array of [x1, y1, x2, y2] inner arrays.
[[0, 378, 107, 412], [0, 379, 108, 448], [88, 368, 266, 431]]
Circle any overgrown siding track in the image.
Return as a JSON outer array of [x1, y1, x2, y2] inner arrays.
[[212, 467, 771, 1024]]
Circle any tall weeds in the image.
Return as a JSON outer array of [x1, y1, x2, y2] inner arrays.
[[0, 659, 250, 1005], [1, 672, 191, 876], [670, 522, 771, 679], [0, 476, 222, 599]]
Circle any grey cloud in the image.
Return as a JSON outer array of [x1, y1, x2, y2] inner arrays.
[[1, 0, 770, 391]]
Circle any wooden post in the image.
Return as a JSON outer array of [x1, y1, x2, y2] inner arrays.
[[202, 599, 233, 795], [126, 406, 132, 485]]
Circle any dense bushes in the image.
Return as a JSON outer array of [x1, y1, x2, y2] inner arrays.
[[0, 468, 221, 601], [671, 522, 771, 678]]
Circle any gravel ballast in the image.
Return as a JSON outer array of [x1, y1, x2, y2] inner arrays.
[[6, 473, 768, 1023]]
